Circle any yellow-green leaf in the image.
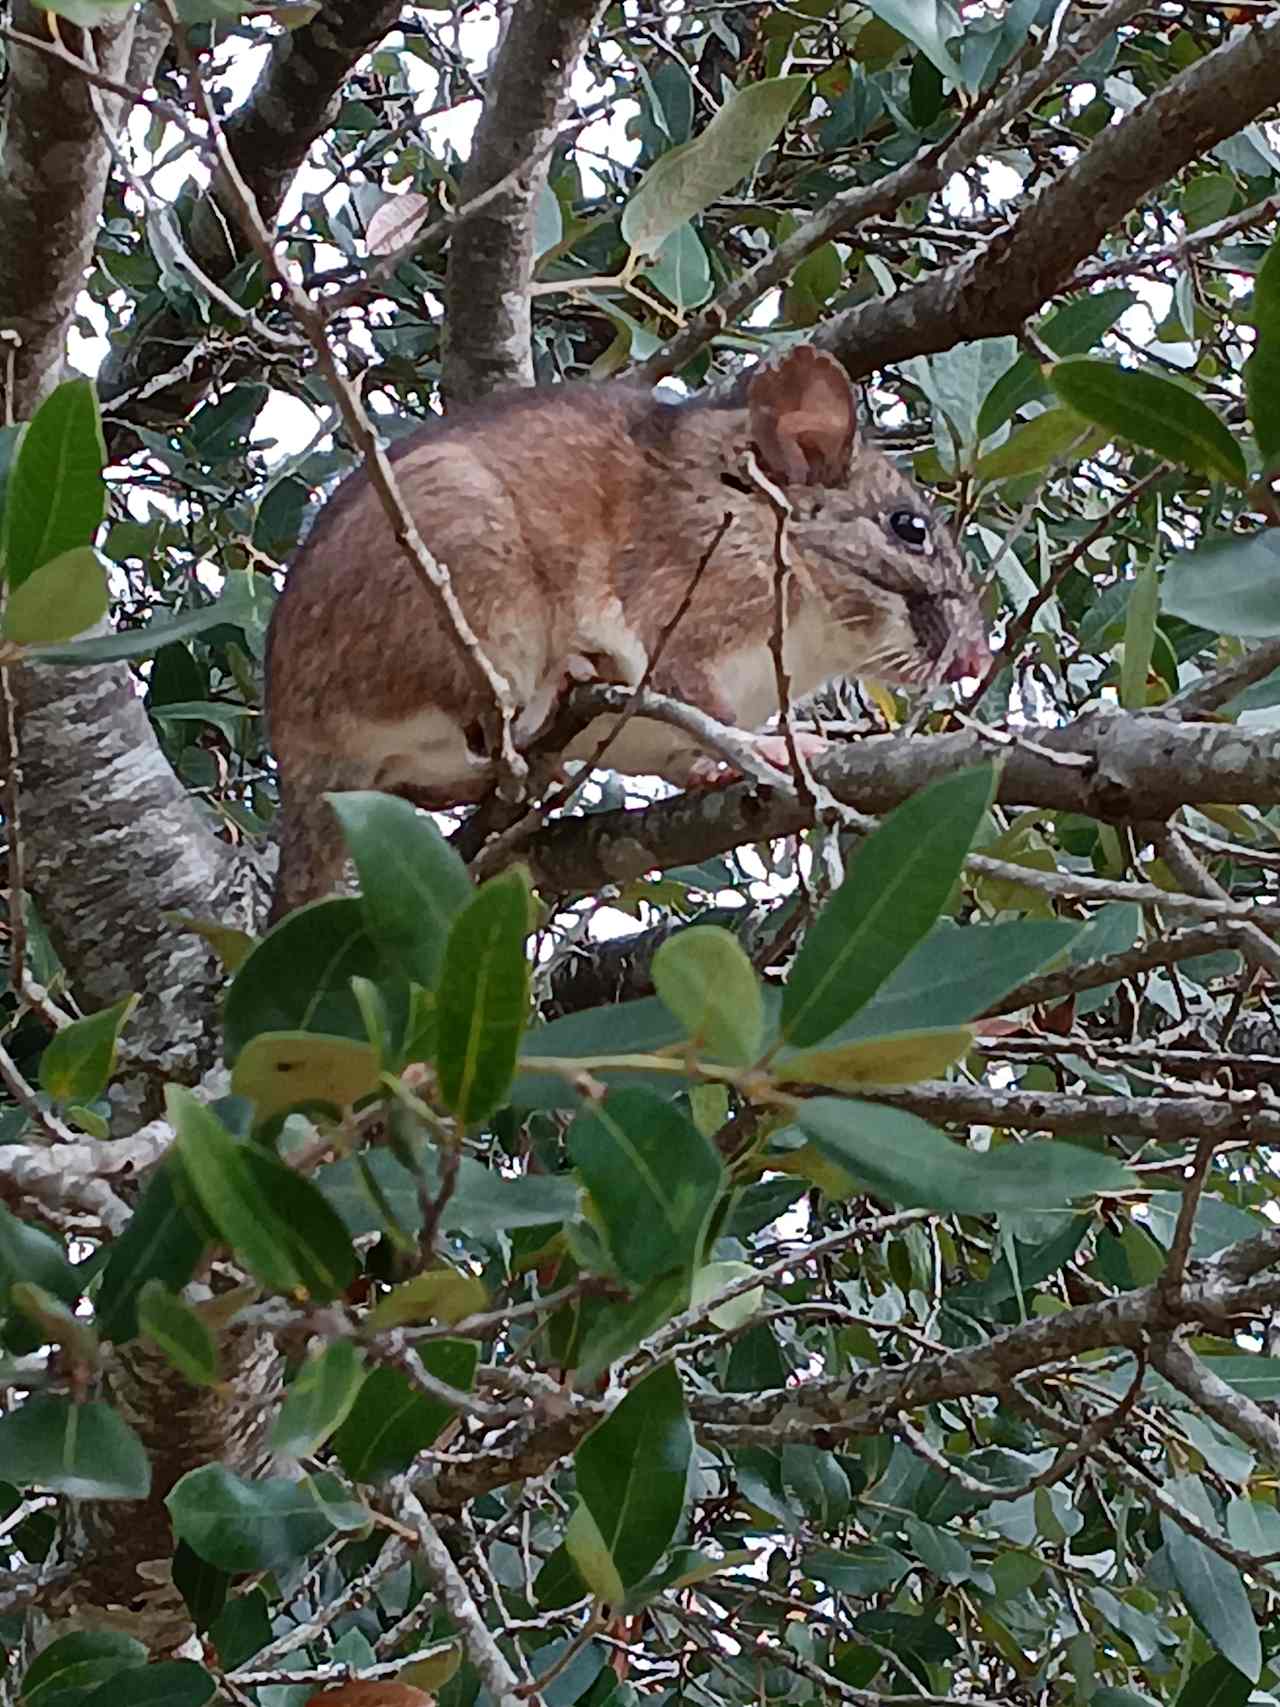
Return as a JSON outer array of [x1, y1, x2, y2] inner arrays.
[[774, 1027, 973, 1088], [230, 1031, 380, 1120], [622, 75, 806, 257], [38, 994, 136, 1105], [368, 1268, 488, 1331], [564, 1499, 626, 1605], [4, 545, 109, 644], [652, 924, 764, 1064]]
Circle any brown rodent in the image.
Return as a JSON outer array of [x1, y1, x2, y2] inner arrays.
[[265, 345, 990, 921]]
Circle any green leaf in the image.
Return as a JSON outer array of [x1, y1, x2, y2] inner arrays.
[[21, 1632, 149, 1705], [318, 1147, 578, 1242], [332, 1344, 477, 1480], [81, 1661, 216, 1707], [774, 1027, 972, 1088], [568, 1089, 725, 1285], [803, 1543, 911, 1595], [166, 1465, 340, 1572], [223, 897, 387, 1063], [96, 1161, 207, 1345], [622, 75, 806, 256], [168, 1086, 357, 1301], [652, 924, 764, 1064], [564, 1500, 627, 1604], [780, 766, 995, 1047], [436, 868, 531, 1122], [1162, 1508, 1261, 1681], [863, 0, 966, 85], [0, 1396, 150, 1499], [4, 377, 105, 590], [0, 1201, 78, 1307], [977, 290, 1136, 437], [29, 570, 273, 665], [1121, 563, 1159, 709], [1162, 531, 1280, 638], [577, 1363, 693, 1590], [38, 994, 136, 1104], [796, 1099, 1133, 1213], [642, 222, 713, 310], [1200, 1355, 1280, 1401], [973, 408, 1101, 481], [1173, 1658, 1253, 1707], [230, 1031, 381, 1121], [1048, 358, 1247, 486], [514, 996, 689, 1110], [4, 545, 109, 644], [137, 1281, 220, 1386], [1245, 229, 1280, 467], [329, 791, 473, 989], [271, 1339, 367, 1457], [839, 919, 1081, 1040]]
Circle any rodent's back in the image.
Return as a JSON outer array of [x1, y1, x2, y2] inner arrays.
[[266, 382, 658, 762]]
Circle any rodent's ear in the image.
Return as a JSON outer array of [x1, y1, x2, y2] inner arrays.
[[746, 346, 859, 486]]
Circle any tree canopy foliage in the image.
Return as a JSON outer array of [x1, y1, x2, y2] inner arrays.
[[3, 2, 1280, 1706]]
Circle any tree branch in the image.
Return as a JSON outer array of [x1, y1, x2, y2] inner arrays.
[[521, 711, 1280, 892], [812, 12, 1280, 381], [442, 0, 607, 404], [860, 1079, 1280, 1146]]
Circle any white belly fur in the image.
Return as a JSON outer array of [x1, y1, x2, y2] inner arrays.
[[345, 603, 848, 795], [348, 705, 481, 793]]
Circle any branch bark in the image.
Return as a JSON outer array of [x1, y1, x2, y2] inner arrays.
[[442, 0, 607, 404], [0, 3, 136, 422], [521, 710, 1280, 892]]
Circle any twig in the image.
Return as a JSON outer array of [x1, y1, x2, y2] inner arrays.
[[1161, 1134, 1219, 1296], [981, 923, 1244, 1017], [963, 462, 1168, 710], [471, 679, 801, 882], [397, 1481, 534, 1707], [745, 448, 818, 818], [1151, 823, 1280, 983], [896, 1353, 1144, 1500], [1071, 187, 1280, 287], [1153, 1336, 1280, 1469], [1169, 634, 1280, 718]]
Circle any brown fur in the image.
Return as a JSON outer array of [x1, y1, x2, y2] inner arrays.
[[265, 348, 990, 920]]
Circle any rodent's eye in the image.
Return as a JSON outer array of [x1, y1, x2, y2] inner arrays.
[[888, 510, 930, 549]]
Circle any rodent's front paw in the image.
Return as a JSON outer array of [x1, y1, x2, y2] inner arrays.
[[683, 753, 732, 788]]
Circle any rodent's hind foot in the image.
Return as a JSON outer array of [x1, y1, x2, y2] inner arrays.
[[681, 730, 830, 791]]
